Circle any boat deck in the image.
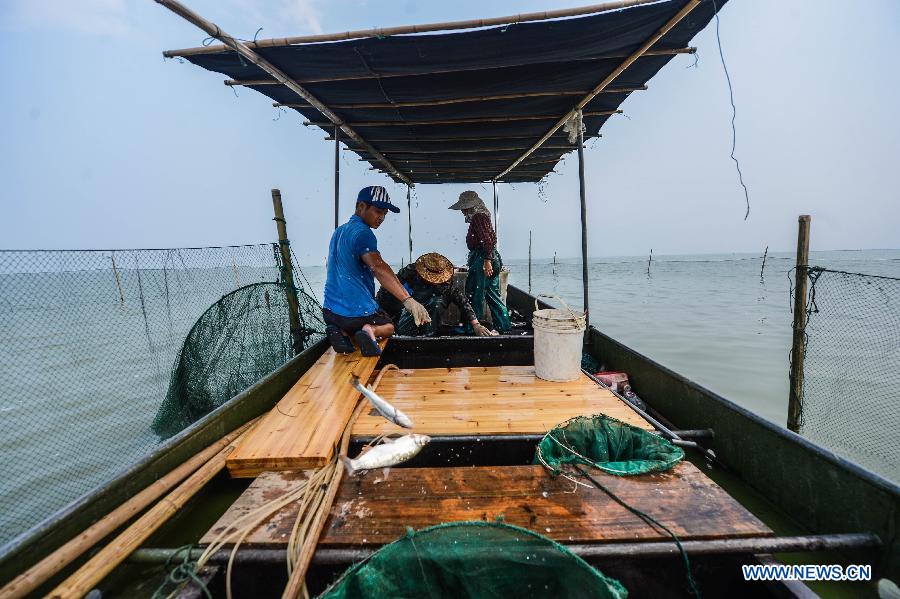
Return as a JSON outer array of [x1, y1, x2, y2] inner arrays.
[[203, 463, 772, 548]]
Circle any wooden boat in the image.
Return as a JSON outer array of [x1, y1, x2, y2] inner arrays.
[[1, 1, 897, 597]]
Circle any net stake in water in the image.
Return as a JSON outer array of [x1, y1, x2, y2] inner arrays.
[[788, 215, 811, 433]]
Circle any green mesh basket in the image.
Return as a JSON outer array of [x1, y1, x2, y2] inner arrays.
[[535, 414, 684, 476], [319, 521, 627, 599]]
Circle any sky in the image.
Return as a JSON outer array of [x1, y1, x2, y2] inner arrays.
[[1, 0, 899, 268]]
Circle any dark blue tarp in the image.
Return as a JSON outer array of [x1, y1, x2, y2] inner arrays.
[[181, 0, 725, 183]]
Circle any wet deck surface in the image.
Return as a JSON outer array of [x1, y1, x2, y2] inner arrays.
[[351, 365, 653, 437], [202, 463, 772, 547]]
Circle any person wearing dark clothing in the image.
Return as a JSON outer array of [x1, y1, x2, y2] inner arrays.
[[377, 253, 495, 337], [448, 191, 511, 334]]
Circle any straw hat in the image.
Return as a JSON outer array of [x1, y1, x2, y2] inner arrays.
[[414, 253, 454, 285], [448, 190, 481, 211]]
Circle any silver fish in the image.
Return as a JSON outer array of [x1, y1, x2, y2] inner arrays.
[[352, 376, 414, 429], [341, 434, 431, 475]]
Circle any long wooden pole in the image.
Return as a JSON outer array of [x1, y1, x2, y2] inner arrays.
[[276, 87, 647, 110], [333, 126, 340, 229], [154, 0, 410, 185], [304, 110, 620, 128], [788, 215, 811, 433], [0, 422, 254, 599], [577, 114, 590, 327], [496, 0, 701, 181], [528, 231, 533, 294], [166, 0, 673, 57], [272, 189, 304, 354], [329, 134, 600, 143], [346, 145, 576, 154], [492, 181, 499, 251], [47, 425, 255, 599]]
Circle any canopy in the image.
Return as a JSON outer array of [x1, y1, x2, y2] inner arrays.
[[165, 0, 726, 184]]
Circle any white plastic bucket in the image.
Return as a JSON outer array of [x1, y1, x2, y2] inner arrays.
[[532, 296, 586, 382]]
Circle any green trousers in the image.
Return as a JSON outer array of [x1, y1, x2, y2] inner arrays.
[[465, 248, 511, 333]]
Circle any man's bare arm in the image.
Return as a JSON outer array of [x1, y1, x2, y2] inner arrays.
[[361, 251, 410, 301]]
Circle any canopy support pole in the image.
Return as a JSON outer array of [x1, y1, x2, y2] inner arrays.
[[333, 126, 340, 229], [407, 185, 413, 264], [577, 116, 589, 327], [492, 181, 499, 250], [154, 0, 410, 185]]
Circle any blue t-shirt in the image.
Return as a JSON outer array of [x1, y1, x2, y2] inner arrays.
[[323, 215, 380, 317]]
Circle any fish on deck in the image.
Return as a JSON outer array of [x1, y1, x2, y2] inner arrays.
[[342, 434, 431, 475]]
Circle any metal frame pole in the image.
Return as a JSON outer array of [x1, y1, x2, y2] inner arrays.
[[492, 180, 499, 249], [333, 126, 340, 229], [577, 115, 590, 327], [407, 184, 413, 264], [787, 215, 811, 433]]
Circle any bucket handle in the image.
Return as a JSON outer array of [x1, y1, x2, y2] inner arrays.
[[534, 294, 582, 323]]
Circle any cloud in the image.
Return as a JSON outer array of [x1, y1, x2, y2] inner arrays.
[[226, 0, 324, 38], [0, 0, 131, 36]]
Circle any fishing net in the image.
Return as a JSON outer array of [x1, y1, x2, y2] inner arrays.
[[152, 282, 324, 438], [0, 245, 323, 547], [535, 415, 684, 476], [798, 267, 900, 483], [320, 521, 627, 599]]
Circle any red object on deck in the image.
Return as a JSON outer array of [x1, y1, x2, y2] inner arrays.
[[594, 371, 629, 393]]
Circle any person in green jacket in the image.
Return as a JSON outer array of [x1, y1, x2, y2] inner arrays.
[[448, 191, 511, 334], [377, 253, 496, 337]]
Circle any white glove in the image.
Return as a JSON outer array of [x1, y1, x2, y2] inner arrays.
[[472, 322, 493, 337], [403, 297, 432, 326]]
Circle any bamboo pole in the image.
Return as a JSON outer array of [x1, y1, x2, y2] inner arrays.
[[647, 249, 653, 276], [361, 157, 562, 165], [327, 134, 601, 143], [760, 245, 768, 281], [493, 181, 500, 251], [0, 422, 255, 599], [346, 145, 575, 154], [304, 110, 620, 128], [154, 0, 411, 185], [166, 1, 677, 56], [496, 0, 702, 181], [788, 215, 811, 433], [272, 189, 304, 355], [275, 86, 646, 110], [110, 252, 124, 304], [222, 48, 692, 86]]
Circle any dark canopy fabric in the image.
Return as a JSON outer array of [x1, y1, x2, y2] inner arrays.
[[183, 0, 725, 184]]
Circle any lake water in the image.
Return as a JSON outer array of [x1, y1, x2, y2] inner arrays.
[[1, 248, 898, 549]]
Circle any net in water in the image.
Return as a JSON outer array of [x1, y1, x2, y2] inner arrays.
[[152, 281, 324, 438], [320, 521, 627, 599]]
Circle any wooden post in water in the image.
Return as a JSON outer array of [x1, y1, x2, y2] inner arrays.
[[272, 189, 304, 354], [110, 252, 124, 304], [333, 126, 340, 229], [577, 115, 590, 327], [787, 215, 811, 433], [760, 245, 769, 282]]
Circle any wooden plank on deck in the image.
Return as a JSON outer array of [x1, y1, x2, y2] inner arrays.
[[203, 463, 771, 548], [352, 366, 652, 437], [226, 344, 384, 477]]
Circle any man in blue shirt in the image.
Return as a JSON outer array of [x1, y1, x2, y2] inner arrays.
[[323, 186, 430, 356]]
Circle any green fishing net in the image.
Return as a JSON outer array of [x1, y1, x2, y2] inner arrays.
[[320, 521, 627, 599], [535, 414, 684, 476], [152, 282, 323, 438]]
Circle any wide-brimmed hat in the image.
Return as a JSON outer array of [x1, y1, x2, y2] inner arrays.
[[415, 253, 454, 285], [448, 190, 481, 211]]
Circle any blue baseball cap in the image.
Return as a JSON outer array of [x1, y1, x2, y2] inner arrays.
[[357, 185, 400, 213]]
